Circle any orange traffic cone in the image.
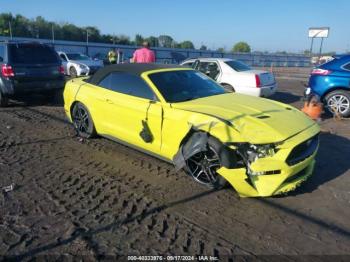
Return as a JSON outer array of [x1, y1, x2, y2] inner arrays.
[[302, 96, 323, 120]]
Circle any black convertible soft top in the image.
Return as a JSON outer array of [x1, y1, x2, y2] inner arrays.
[[89, 63, 186, 85]]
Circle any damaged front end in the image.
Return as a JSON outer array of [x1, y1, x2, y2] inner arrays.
[[173, 123, 320, 197], [218, 126, 320, 197]]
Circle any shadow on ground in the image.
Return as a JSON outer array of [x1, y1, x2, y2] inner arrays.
[[286, 131, 350, 196], [7, 92, 64, 107], [270, 91, 301, 104]]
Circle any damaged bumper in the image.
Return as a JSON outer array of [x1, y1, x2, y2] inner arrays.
[[218, 124, 320, 197]]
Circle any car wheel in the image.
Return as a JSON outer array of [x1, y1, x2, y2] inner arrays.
[[69, 67, 78, 78], [72, 102, 96, 138], [0, 91, 9, 107], [184, 136, 228, 189], [221, 84, 235, 92], [325, 90, 350, 117]]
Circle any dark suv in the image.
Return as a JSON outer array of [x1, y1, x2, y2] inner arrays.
[[0, 41, 65, 106]]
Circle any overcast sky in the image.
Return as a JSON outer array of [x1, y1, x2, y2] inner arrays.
[[1, 0, 349, 53]]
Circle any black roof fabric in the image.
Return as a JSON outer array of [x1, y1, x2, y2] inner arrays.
[[89, 63, 185, 85]]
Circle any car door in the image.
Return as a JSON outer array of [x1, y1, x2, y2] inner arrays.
[[94, 72, 163, 154]]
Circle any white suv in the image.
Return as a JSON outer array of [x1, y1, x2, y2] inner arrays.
[[181, 58, 277, 97]]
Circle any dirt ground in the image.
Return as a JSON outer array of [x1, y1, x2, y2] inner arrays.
[[1, 77, 350, 261]]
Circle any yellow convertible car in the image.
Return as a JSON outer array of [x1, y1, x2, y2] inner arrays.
[[64, 64, 320, 197]]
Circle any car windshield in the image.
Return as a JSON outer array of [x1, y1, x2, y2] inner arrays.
[[225, 60, 251, 72], [66, 53, 90, 60], [148, 70, 226, 103]]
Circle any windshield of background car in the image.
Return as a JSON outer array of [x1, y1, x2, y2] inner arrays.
[[9, 44, 59, 64], [66, 53, 90, 60], [225, 60, 251, 72], [148, 70, 226, 103]]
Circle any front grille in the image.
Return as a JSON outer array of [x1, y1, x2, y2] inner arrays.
[[286, 134, 319, 166]]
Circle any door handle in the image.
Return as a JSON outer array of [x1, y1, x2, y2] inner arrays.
[[106, 99, 114, 104]]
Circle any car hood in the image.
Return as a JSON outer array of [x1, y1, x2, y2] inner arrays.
[[172, 93, 316, 144]]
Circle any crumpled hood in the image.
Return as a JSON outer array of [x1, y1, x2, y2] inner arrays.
[[172, 93, 316, 144]]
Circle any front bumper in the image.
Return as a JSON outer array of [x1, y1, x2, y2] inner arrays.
[[1, 78, 65, 96], [217, 123, 320, 197], [76, 67, 89, 76], [260, 83, 277, 97], [77, 66, 101, 76]]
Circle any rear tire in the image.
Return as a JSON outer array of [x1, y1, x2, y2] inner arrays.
[[325, 90, 350, 117], [0, 92, 9, 107], [184, 135, 228, 189], [221, 83, 235, 92], [69, 67, 78, 78], [72, 102, 96, 138]]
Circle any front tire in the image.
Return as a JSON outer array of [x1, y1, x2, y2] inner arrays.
[[184, 136, 228, 189], [72, 102, 96, 138], [325, 90, 350, 117], [69, 67, 78, 78]]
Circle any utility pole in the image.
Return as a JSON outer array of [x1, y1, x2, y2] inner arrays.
[[86, 29, 89, 45], [309, 37, 314, 56], [319, 38, 324, 57], [85, 29, 89, 56], [51, 24, 55, 43], [8, 21, 12, 39]]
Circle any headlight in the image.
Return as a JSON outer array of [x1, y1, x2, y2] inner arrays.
[[79, 64, 87, 69], [247, 144, 276, 161]]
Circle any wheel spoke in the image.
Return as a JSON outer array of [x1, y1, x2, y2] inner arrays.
[[186, 146, 221, 186], [195, 170, 204, 179], [188, 158, 201, 166]]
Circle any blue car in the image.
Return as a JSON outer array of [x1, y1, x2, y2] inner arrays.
[[306, 55, 350, 117]]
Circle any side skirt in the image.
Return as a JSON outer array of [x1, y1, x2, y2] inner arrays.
[[101, 134, 173, 165]]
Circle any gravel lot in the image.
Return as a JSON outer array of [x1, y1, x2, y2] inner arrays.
[[1, 77, 350, 261]]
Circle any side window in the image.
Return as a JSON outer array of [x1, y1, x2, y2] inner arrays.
[[343, 63, 350, 71], [0, 45, 4, 62], [198, 62, 209, 73], [98, 72, 156, 100], [198, 62, 220, 80], [60, 54, 67, 61]]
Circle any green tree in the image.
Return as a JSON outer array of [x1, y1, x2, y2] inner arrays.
[[199, 45, 207, 51], [135, 34, 144, 46], [179, 40, 194, 49], [158, 35, 174, 48], [232, 42, 251, 53], [216, 47, 225, 53], [145, 36, 159, 47]]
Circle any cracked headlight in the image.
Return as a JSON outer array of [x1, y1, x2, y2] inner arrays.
[[247, 144, 276, 161]]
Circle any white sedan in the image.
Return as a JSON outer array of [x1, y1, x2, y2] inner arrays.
[[181, 58, 277, 97], [57, 51, 103, 77]]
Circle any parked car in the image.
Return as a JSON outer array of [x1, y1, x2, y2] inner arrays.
[[306, 54, 350, 117], [0, 41, 65, 106], [57, 51, 103, 77], [64, 64, 319, 197], [180, 58, 277, 97], [92, 52, 110, 65]]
